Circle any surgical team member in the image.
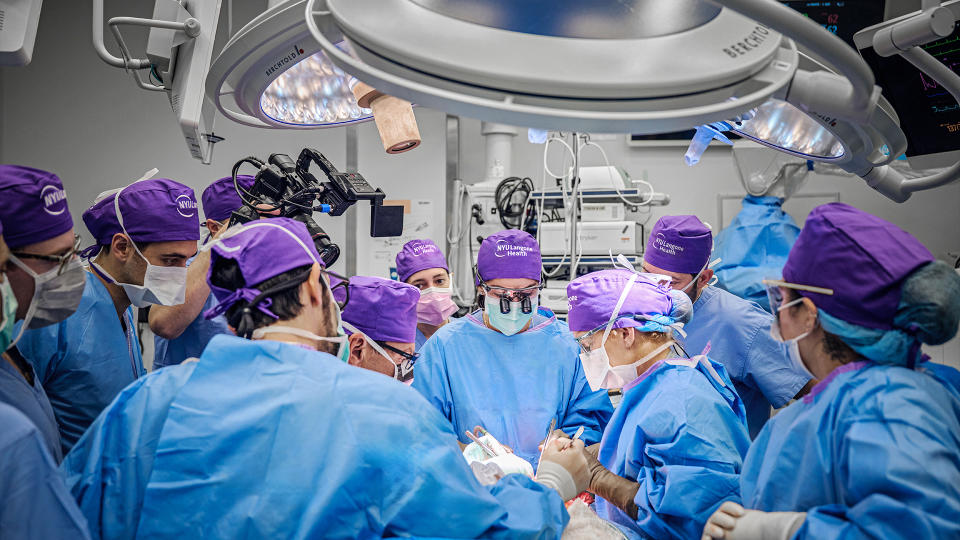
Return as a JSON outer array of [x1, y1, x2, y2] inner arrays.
[[0, 402, 90, 539], [414, 229, 614, 466], [642, 215, 812, 438], [18, 178, 199, 452], [63, 218, 590, 539], [396, 239, 459, 350], [566, 269, 750, 539], [0, 166, 85, 462], [703, 203, 960, 539], [149, 175, 254, 368], [342, 275, 420, 384]]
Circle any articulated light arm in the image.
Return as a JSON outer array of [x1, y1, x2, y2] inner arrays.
[[709, 0, 878, 122]]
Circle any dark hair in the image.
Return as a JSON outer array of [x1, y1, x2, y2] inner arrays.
[[209, 259, 317, 333], [782, 288, 856, 364]]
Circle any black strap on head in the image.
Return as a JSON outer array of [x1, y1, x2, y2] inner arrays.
[[236, 268, 313, 339]]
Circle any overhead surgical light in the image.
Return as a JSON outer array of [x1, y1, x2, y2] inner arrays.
[[303, 0, 800, 135], [207, 1, 372, 129]]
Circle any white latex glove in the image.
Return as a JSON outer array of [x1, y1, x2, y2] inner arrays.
[[536, 437, 590, 501], [702, 501, 806, 540]]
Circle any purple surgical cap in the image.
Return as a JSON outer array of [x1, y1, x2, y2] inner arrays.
[[644, 215, 713, 275], [342, 276, 419, 343], [0, 165, 74, 249], [396, 239, 449, 283], [202, 175, 256, 222], [567, 269, 675, 332], [206, 218, 323, 309], [476, 230, 542, 284], [82, 178, 200, 248], [782, 202, 934, 330]]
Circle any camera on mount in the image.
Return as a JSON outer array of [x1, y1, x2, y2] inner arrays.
[[228, 148, 404, 267]]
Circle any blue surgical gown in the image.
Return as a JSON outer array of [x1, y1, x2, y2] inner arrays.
[[921, 360, 960, 395], [741, 360, 960, 539], [0, 402, 90, 539], [152, 292, 230, 369], [18, 270, 145, 453], [413, 309, 614, 467], [62, 334, 569, 539], [415, 326, 428, 351], [713, 195, 800, 309], [0, 347, 62, 462], [595, 356, 751, 539], [681, 285, 810, 438]]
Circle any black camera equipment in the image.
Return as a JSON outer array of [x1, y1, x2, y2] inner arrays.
[[228, 148, 404, 266]]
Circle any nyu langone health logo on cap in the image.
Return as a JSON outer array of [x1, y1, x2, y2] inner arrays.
[[494, 239, 536, 258], [654, 232, 684, 256], [566, 295, 579, 311], [41, 184, 68, 216], [412, 242, 438, 256], [175, 194, 198, 218]]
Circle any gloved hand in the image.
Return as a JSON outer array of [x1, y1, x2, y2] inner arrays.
[[536, 437, 590, 501], [538, 429, 571, 452], [702, 501, 806, 540], [584, 445, 640, 520]]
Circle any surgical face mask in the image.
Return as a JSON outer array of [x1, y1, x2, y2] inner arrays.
[[485, 297, 536, 336], [1, 277, 17, 352], [9, 255, 85, 330], [770, 314, 815, 379], [362, 334, 417, 385], [417, 287, 458, 326], [579, 336, 676, 391], [91, 245, 187, 308]]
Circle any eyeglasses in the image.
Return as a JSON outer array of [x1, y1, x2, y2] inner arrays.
[[574, 328, 604, 353], [762, 279, 834, 316], [478, 282, 543, 314], [376, 341, 419, 382], [11, 235, 82, 276], [322, 269, 350, 310]]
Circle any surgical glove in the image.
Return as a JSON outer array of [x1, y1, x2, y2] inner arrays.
[[537, 438, 590, 501], [584, 444, 641, 520], [702, 502, 806, 540]]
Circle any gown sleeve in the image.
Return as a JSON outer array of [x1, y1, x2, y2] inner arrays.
[[61, 365, 195, 540], [796, 394, 960, 539], [627, 375, 747, 539], [0, 405, 90, 540], [349, 392, 570, 539], [411, 334, 454, 422]]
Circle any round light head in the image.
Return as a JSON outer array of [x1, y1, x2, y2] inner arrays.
[[306, 0, 800, 134], [733, 99, 846, 160], [207, 0, 372, 129]]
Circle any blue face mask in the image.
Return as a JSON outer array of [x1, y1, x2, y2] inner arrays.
[[1, 277, 18, 352], [485, 298, 536, 336]]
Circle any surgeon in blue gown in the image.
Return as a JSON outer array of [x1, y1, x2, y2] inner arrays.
[[414, 230, 613, 466], [703, 203, 960, 540], [18, 178, 199, 452], [641, 214, 812, 439], [62, 219, 591, 539], [0, 166, 88, 463], [395, 239, 460, 351], [0, 402, 90, 539], [712, 195, 800, 310], [148, 175, 252, 369], [564, 269, 750, 539]]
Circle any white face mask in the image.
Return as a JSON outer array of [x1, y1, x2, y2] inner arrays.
[[357, 329, 416, 385], [9, 256, 85, 330], [91, 182, 189, 307], [580, 338, 676, 391], [770, 302, 815, 379]]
